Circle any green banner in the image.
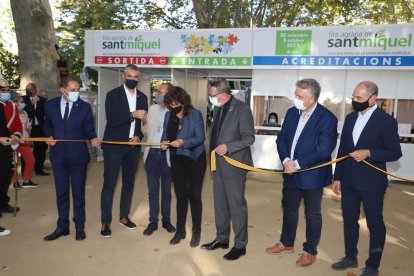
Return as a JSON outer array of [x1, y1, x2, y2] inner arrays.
[[276, 30, 312, 55], [169, 56, 251, 66]]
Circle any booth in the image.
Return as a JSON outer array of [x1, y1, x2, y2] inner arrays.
[[84, 24, 414, 181]]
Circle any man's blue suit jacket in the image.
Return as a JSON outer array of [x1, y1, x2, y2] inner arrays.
[[44, 97, 97, 166], [102, 85, 148, 152], [277, 104, 338, 189], [334, 108, 402, 191]]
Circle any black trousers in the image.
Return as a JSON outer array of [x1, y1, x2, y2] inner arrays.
[[31, 125, 47, 173], [171, 151, 206, 234], [0, 147, 12, 208]]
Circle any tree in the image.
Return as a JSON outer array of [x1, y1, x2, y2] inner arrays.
[[10, 0, 59, 92], [0, 39, 20, 88]]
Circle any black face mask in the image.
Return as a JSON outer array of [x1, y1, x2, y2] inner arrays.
[[125, 79, 138, 89], [171, 105, 183, 114], [352, 94, 373, 112]]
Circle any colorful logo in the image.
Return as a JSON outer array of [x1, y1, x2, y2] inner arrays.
[[180, 33, 240, 55]]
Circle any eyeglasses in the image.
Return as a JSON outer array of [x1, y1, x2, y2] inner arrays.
[[210, 91, 223, 98]]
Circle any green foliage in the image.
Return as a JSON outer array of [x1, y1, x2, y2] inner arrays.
[[0, 39, 20, 88]]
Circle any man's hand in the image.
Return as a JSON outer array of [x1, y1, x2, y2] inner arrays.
[[10, 135, 19, 142], [131, 110, 147, 120], [349, 149, 370, 162], [169, 139, 184, 148], [332, 180, 341, 196], [215, 144, 228, 156], [128, 136, 140, 145], [91, 138, 101, 148], [160, 141, 169, 151], [0, 137, 11, 146], [283, 160, 297, 174], [46, 136, 56, 146]]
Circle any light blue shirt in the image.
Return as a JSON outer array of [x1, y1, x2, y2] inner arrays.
[[352, 104, 378, 146], [150, 106, 167, 148], [60, 96, 73, 119]]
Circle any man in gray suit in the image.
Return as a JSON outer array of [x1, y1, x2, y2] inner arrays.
[[201, 78, 255, 260]]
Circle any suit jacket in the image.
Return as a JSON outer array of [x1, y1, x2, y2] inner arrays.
[[102, 85, 148, 151], [334, 108, 402, 191], [213, 97, 255, 176], [43, 96, 97, 166], [161, 107, 205, 161], [142, 104, 170, 166], [277, 104, 338, 189], [23, 95, 46, 127]]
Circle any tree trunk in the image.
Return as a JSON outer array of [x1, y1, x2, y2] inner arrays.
[[10, 0, 59, 93], [192, 0, 228, 28]]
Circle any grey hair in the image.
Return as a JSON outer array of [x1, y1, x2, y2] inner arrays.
[[357, 81, 378, 96], [208, 78, 231, 94], [296, 78, 321, 100], [124, 64, 139, 73]]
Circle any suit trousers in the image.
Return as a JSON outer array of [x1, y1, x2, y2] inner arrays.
[[213, 157, 248, 249], [101, 146, 140, 224], [171, 152, 206, 234], [31, 125, 47, 173], [341, 186, 386, 269], [145, 148, 172, 224], [51, 157, 88, 230], [0, 148, 12, 208], [280, 178, 323, 255]]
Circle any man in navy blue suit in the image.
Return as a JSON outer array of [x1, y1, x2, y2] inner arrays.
[[100, 64, 148, 238], [43, 76, 100, 241], [265, 79, 338, 267], [331, 81, 402, 276]]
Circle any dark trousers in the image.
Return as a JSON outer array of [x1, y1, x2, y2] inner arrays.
[[171, 151, 206, 234], [145, 148, 172, 224], [342, 186, 386, 269], [0, 147, 12, 208], [101, 146, 140, 224], [31, 125, 47, 173], [52, 158, 88, 230], [280, 179, 323, 255]]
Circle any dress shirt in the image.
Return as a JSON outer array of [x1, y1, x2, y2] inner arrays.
[[352, 104, 377, 145], [151, 106, 167, 148], [124, 84, 137, 138], [31, 96, 39, 125], [60, 96, 73, 119]]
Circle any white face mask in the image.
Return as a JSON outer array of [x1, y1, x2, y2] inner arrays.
[[209, 96, 221, 107], [68, 91, 79, 102], [293, 98, 306, 110]]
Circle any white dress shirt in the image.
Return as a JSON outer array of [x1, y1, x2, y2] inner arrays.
[[124, 84, 137, 138], [60, 96, 73, 118], [352, 104, 377, 146]]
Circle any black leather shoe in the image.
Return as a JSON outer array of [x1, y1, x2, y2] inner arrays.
[[162, 221, 176, 233], [143, 223, 158, 236], [360, 267, 379, 276], [44, 228, 70, 241], [331, 256, 358, 270], [76, 229, 86, 240], [100, 224, 111, 238], [0, 205, 20, 213], [201, 240, 229, 250], [35, 171, 50, 176], [170, 232, 186, 245], [223, 247, 246, 260], [190, 232, 200, 248]]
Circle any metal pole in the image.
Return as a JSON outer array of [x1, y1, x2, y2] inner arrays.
[[12, 148, 19, 217]]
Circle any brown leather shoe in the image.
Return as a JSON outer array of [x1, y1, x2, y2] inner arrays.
[[296, 252, 317, 267], [265, 242, 294, 255]]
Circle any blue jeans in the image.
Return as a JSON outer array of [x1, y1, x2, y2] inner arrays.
[[280, 179, 323, 255], [101, 146, 140, 224], [145, 148, 172, 224]]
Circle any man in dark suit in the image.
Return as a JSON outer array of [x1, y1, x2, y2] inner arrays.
[[100, 64, 148, 238], [201, 78, 255, 261], [331, 81, 402, 276], [265, 79, 338, 267], [43, 76, 100, 241], [23, 82, 49, 176]]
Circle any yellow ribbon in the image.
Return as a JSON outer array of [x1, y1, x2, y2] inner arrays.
[[18, 137, 161, 146], [211, 150, 414, 182]]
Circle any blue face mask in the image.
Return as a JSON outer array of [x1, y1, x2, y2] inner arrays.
[[26, 89, 33, 97], [155, 95, 164, 105], [68, 91, 79, 102], [18, 102, 26, 110], [125, 79, 138, 89], [1, 93, 11, 102]]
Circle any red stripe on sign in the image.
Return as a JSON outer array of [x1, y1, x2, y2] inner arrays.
[[95, 56, 169, 65]]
